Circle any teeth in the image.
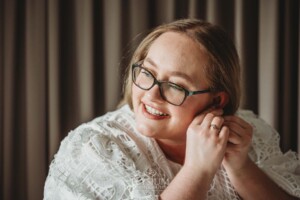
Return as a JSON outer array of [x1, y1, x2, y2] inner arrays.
[[145, 105, 168, 116]]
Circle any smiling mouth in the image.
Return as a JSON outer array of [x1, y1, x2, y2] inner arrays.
[[145, 105, 168, 116]]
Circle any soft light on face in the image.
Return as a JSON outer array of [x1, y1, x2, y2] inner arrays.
[[132, 32, 214, 145]]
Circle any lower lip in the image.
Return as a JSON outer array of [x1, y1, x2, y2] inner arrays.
[[142, 104, 168, 120]]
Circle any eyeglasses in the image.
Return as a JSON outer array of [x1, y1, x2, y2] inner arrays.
[[132, 62, 211, 106]]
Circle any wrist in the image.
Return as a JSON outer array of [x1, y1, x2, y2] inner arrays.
[[161, 165, 215, 200], [181, 163, 216, 183], [225, 156, 253, 178]]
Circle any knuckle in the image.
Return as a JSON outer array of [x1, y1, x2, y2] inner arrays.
[[206, 113, 215, 119]]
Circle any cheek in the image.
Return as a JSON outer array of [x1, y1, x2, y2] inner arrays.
[[174, 98, 212, 122], [172, 108, 196, 125]]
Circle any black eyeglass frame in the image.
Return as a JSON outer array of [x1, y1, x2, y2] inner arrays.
[[132, 62, 212, 106]]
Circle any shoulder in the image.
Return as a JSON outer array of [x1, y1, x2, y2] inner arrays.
[[44, 105, 141, 198], [44, 105, 170, 199], [67, 104, 134, 141], [236, 109, 266, 126], [48, 105, 138, 175], [56, 104, 136, 159]]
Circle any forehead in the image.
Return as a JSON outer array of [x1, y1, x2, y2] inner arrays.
[[146, 31, 210, 85]]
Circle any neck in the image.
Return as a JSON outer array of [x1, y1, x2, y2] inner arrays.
[[156, 139, 186, 165]]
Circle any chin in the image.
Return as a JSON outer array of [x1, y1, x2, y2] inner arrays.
[[135, 122, 158, 138]]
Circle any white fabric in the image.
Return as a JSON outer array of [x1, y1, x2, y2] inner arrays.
[[44, 105, 300, 199]]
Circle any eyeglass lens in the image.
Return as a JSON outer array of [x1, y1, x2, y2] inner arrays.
[[132, 65, 186, 105]]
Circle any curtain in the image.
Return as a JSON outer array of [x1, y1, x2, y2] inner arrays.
[[0, 0, 299, 199]]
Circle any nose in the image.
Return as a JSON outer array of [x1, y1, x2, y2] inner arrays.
[[145, 84, 164, 102]]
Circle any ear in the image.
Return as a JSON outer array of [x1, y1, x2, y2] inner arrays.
[[213, 92, 229, 109]]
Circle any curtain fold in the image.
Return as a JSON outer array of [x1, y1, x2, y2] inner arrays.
[[278, 0, 299, 152], [25, 0, 47, 199], [1, 0, 299, 199], [235, 0, 259, 114], [2, 0, 28, 199], [258, 0, 280, 130], [0, 0, 3, 197]]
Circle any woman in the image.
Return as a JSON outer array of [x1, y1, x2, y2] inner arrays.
[[44, 19, 300, 199]]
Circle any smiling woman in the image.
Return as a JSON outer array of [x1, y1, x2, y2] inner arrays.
[[44, 19, 300, 200]]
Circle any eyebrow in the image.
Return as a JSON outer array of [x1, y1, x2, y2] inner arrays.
[[144, 57, 195, 85]]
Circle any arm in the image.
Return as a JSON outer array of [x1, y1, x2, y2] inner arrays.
[[160, 165, 214, 200], [225, 156, 298, 200], [223, 115, 299, 200]]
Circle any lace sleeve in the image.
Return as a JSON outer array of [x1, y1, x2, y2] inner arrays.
[[43, 128, 88, 200], [44, 119, 163, 200], [238, 110, 300, 197]]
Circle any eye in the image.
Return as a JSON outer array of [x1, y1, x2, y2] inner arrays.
[[140, 68, 153, 78], [168, 83, 185, 92]]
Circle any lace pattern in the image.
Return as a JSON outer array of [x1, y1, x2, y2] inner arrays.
[[44, 106, 300, 199], [238, 110, 300, 196]]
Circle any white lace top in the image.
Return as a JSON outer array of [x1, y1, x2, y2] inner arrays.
[[44, 105, 300, 199]]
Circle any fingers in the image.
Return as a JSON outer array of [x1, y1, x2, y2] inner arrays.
[[210, 116, 224, 131], [223, 115, 253, 145], [210, 117, 229, 143], [224, 115, 252, 131], [219, 126, 229, 141], [199, 104, 224, 116], [192, 113, 227, 140], [188, 107, 232, 145], [191, 108, 223, 126]]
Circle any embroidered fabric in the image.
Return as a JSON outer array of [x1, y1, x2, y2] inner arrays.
[[44, 105, 300, 199]]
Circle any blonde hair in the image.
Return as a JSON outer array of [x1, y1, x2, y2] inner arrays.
[[118, 19, 241, 115]]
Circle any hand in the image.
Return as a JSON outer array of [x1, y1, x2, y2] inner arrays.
[[184, 109, 229, 176], [222, 115, 253, 174]]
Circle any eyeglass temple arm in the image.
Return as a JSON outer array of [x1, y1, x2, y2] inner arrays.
[[187, 88, 211, 96]]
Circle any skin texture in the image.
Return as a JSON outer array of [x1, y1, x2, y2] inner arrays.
[[131, 32, 298, 199]]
